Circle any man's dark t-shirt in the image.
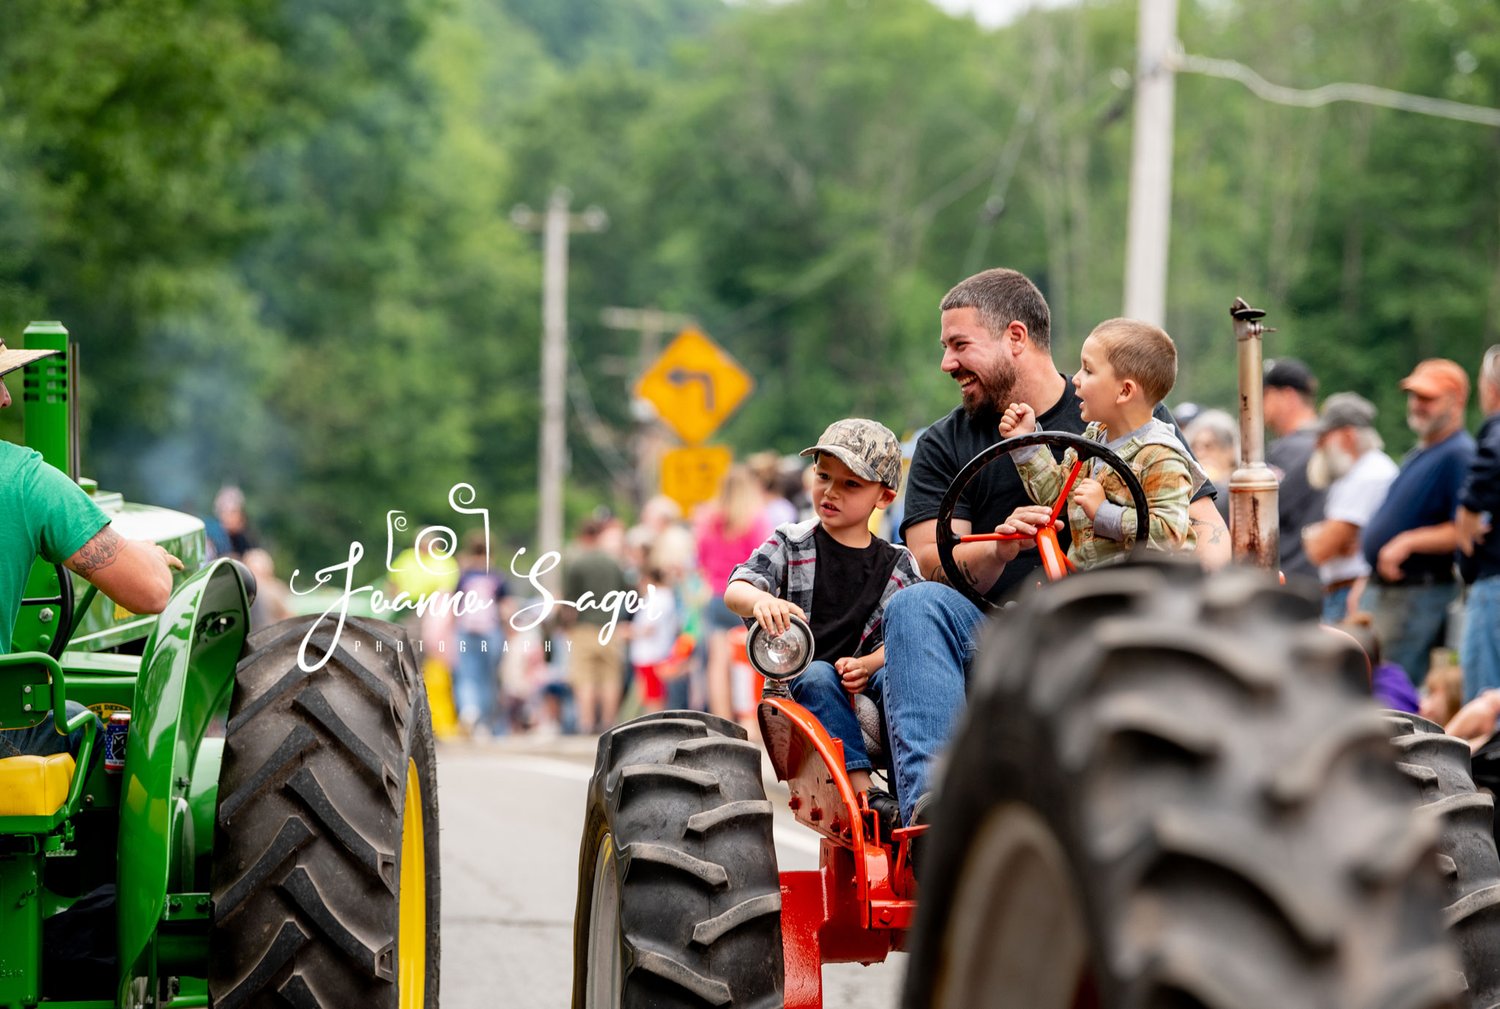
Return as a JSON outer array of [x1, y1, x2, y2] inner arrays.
[[1266, 424, 1325, 579], [809, 525, 902, 663], [1361, 429, 1476, 583], [900, 376, 1212, 599]]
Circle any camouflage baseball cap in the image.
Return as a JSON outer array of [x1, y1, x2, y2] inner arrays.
[[799, 418, 903, 489]]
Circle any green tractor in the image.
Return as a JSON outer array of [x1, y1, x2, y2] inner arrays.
[[0, 322, 440, 1009]]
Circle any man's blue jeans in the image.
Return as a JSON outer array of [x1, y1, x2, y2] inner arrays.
[[1321, 583, 1353, 625], [788, 660, 885, 774], [0, 701, 95, 758], [1463, 576, 1500, 702], [1363, 582, 1457, 685], [880, 581, 986, 825]]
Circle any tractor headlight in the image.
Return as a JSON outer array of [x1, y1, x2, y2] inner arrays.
[[746, 616, 814, 682]]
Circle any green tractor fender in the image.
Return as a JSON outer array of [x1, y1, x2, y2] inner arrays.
[[116, 557, 250, 996]]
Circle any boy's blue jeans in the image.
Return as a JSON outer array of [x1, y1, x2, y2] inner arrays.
[[880, 581, 986, 826], [788, 661, 886, 774]]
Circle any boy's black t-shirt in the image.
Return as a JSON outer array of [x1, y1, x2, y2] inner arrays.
[[809, 525, 902, 663], [900, 375, 1211, 600]]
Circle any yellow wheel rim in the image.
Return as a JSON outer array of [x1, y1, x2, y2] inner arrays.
[[398, 758, 426, 1009]]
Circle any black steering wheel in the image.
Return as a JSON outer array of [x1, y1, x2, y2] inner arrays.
[[936, 431, 1149, 611], [19, 563, 76, 660]]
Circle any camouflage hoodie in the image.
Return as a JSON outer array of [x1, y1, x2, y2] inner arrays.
[[1013, 418, 1208, 570]]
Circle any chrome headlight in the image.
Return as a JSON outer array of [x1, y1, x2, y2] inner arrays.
[[745, 615, 815, 681]]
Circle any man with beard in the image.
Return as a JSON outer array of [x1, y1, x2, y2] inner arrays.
[[1300, 393, 1398, 623], [1361, 359, 1475, 685], [880, 267, 1228, 828]]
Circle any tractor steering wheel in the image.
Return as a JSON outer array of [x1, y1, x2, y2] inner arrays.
[[936, 431, 1149, 611], [19, 563, 76, 660]]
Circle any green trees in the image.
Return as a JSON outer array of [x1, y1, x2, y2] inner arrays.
[[2, 0, 1496, 566]]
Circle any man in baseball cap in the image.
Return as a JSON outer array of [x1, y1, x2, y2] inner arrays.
[[1361, 358, 1476, 683], [1263, 357, 1325, 578], [1302, 393, 1398, 623], [1400, 358, 1470, 402]]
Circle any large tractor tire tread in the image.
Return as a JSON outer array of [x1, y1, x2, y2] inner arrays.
[[211, 616, 439, 1009], [574, 713, 783, 1009], [904, 562, 1464, 1009], [1386, 711, 1500, 1009]]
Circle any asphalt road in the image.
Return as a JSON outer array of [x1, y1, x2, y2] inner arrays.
[[437, 733, 904, 1008]]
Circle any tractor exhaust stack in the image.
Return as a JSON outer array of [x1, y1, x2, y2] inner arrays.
[[1228, 297, 1279, 571]]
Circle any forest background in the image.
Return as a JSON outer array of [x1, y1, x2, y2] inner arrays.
[[2, 0, 1497, 571]]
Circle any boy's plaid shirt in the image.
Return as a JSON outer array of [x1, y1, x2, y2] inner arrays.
[[728, 518, 922, 657], [1014, 419, 1206, 569]]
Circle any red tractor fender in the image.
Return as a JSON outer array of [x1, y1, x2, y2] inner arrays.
[[758, 694, 918, 1009]]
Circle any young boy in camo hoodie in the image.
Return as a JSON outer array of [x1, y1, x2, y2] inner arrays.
[[1001, 317, 1207, 568]]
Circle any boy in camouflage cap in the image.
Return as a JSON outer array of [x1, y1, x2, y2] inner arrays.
[[725, 418, 921, 833]]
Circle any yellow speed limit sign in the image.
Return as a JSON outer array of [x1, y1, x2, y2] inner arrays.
[[659, 446, 733, 513]]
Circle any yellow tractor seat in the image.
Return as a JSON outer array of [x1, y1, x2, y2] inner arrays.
[[0, 753, 76, 817]]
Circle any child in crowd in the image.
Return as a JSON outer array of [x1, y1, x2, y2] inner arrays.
[[1001, 317, 1207, 568], [724, 419, 921, 832], [1339, 615, 1419, 714], [627, 566, 692, 715]]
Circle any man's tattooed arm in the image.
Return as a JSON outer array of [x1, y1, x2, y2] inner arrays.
[[1188, 500, 1232, 571], [67, 526, 124, 576]]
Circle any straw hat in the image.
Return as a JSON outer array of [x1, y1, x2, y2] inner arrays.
[[0, 339, 59, 378]]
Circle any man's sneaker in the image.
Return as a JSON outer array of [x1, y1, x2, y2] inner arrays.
[[866, 788, 900, 843]]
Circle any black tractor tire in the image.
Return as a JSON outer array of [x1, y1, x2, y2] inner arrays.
[[1387, 711, 1500, 1009], [210, 616, 440, 1009], [903, 562, 1464, 1009], [573, 711, 783, 1009]]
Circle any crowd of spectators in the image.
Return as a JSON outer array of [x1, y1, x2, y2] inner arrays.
[[1179, 348, 1498, 727], [414, 341, 1499, 743]]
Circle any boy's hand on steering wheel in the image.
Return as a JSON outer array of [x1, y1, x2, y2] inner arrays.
[[1071, 478, 1106, 519], [992, 505, 1061, 561], [751, 597, 806, 637], [999, 402, 1036, 438], [835, 656, 870, 693]]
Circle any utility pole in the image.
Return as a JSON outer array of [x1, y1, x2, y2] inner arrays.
[[600, 307, 698, 509], [1122, 0, 1180, 325], [511, 187, 607, 589]]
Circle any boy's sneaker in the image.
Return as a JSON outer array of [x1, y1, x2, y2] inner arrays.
[[866, 788, 900, 843]]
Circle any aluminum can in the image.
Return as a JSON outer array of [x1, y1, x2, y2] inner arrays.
[[104, 712, 130, 774]]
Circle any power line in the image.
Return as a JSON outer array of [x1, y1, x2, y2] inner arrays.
[[1170, 50, 1500, 128]]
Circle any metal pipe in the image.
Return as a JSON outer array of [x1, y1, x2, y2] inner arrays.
[[1228, 297, 1280, 571]]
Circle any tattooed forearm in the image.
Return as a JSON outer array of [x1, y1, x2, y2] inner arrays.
[[68, 526, 124, 576], [1191, 517, 1227, 544]]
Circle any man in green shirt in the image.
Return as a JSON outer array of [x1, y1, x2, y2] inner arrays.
[[1, 341, 182, 755]]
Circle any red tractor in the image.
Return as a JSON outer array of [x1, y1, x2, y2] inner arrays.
[[571, 301, 1493, 1008]]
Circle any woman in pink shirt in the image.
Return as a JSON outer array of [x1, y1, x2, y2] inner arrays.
[[696, 465, 773, 720]]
